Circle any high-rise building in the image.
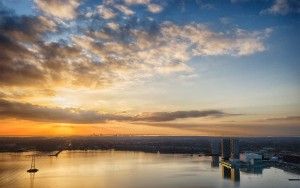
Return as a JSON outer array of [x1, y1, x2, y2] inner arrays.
[[211, 156, 219, 168], [221, 164, 240, 183], [210, 139, 220, 156], [230, 168, 240, 182], [231, 138, 240, 159], [222, 138, 231, 160], [222, 165, 231, 179]]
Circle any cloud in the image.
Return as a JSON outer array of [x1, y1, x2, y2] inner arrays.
[[114, 4, 135, 16], [0, 13, 48, 86], [0, 99, 124, 124], [137, 122, 300, 136], [0, 88, 56, 100], [219, 17, 232, 25], [0, 92, 8, 98], [147, 4, 163, 13], [0, 99, 230, 123], [0, 9, 56, 42], [0, 2, 271, 91], [259, 116, 300, 122], [0, 7, 124, 89], [125, 0, 151, 5], [34, 0, 80, 20], [124, 0, 164, 13], [261, 0, 300, 15], [106, 22, 120, 30], [133, 110, 229, 122], [97, 5, 116, 19], [74, 21, 270, 80], [160, 22, 271, 56]]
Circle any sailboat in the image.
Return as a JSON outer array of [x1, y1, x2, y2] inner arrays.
[[27, 155, 38, 173]]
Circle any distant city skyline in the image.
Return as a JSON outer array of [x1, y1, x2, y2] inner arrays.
[[0, 0, 299, 136]]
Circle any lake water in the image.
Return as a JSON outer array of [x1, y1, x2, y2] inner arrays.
[[0, 150, 299, 188]]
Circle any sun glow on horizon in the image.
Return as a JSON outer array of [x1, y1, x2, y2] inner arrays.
[[0, 0, 299, 136]]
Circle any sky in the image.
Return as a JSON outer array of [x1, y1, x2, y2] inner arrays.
[[0, 0, 299, 136]]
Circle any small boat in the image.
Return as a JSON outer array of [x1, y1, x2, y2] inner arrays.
[[27, 155, 38, 173], [288, 179, 300, 181]]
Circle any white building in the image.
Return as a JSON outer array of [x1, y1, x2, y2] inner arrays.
[[240, 153, 262, 165]]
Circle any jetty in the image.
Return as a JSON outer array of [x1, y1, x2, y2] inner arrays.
[[49, 150, 63, 157]]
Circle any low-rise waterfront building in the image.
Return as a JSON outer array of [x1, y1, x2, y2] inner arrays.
[[240, 153, 262, 165]]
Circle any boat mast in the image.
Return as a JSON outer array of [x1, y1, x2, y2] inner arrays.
[[31, 155, 35, 169], [27, 154, 38, 173]]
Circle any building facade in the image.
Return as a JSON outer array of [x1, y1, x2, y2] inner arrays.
[[231, 138, 240, 159], [211, 139, 220, 156], [222, 138, 231, 160]]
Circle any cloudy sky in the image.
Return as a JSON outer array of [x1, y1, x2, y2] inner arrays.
[[0, 0, 299, 136]]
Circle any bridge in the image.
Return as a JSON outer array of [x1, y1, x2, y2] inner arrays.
[[49, 150, 63, 157]]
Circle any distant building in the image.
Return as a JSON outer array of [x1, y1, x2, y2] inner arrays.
[[282, 154, 300, 164], [230, 138, 240, 159], [210, 139, 220, 156], [258, 147, 275, 160], [222, 138, 231, 160], [211, 156, 219, 168], [240, 153, 262, 165], [270, 156, 279, 162]]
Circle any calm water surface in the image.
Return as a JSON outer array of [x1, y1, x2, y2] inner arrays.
[[0, 150, 299, 188]]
